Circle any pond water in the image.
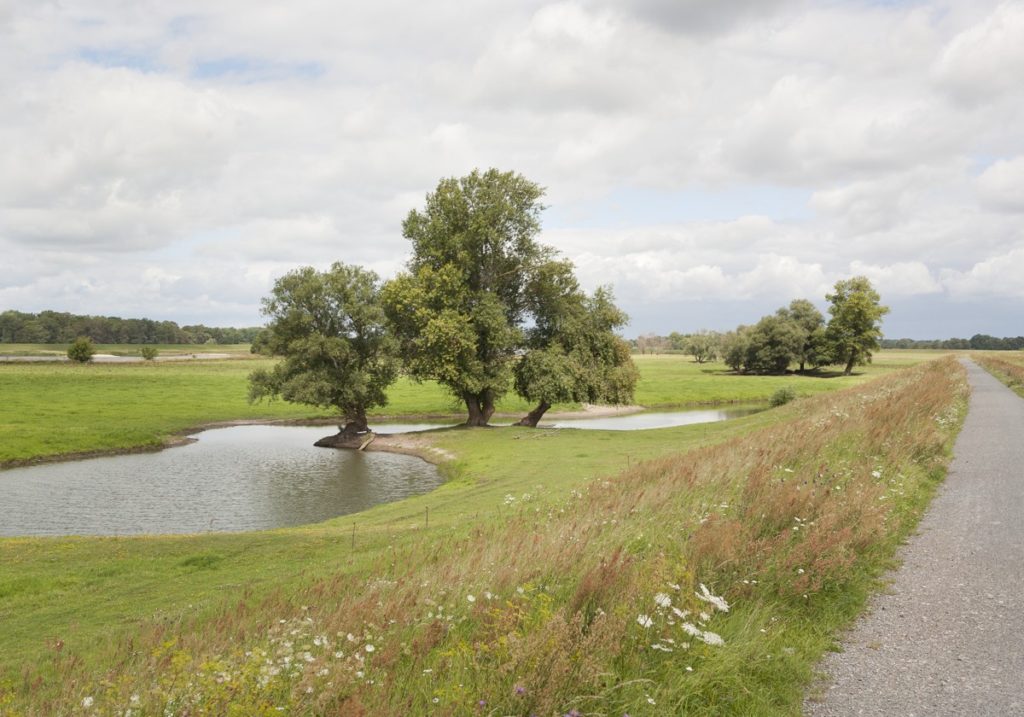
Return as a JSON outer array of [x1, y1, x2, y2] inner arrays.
[[0, 425, 442, 538], [546, 406, 763, 431], [1, 407, 762, 538]]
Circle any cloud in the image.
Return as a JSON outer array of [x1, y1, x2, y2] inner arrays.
[[848, 260, 943, 297], [932, 2, 1024, 105], [0, 0, 1022, 337], [977, 156, 1024, 212], [940, 247, 1024, 299]]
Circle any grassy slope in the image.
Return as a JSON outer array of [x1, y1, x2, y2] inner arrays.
[[0, 352, 965, 715]]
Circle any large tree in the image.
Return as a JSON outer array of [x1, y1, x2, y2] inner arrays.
[[513, 276, 638, 427], [384, 168, 616, 426], [248, 263, 398, 435], [825, 276, 889, 375], [777, 298, 827, 372]]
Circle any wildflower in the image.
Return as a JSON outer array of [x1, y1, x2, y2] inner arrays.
[[671, 606, 690, 619], [654, 592, 672, 609], [700, 631, 725, 646], [647, 696, 656, 705], [130, 695, 140, 705], [681, 622, 701, 637], [637, 614, 654, 628], [433, 697, 440, 703], [467, 594, 476, 603], [686, 666, 693, 672], [872, 470, 882, 478], [485, 591, 493, 600], [364, 644, 375, 653], [667, 582, 681, 591], [797, 568, 805, 574], [514, 685, 526, 695], [696, 583, 730, 612], [82, 696, 94, 708]]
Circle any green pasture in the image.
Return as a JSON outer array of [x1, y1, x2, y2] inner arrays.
[[0, 343, 254, 357], [0, 351, 934, 466]]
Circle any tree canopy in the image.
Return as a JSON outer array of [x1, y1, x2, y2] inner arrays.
[[824, 276, 889, 375], [514, 280, 637, 427], [248, 263, 398, 434], [383, 168, 632, 426]]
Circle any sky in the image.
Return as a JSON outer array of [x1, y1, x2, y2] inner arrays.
[[2, 0, 1022, 339]]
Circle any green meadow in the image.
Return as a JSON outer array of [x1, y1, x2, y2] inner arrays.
[[0, 351, 964, 715], [0, 352, 937, 466]]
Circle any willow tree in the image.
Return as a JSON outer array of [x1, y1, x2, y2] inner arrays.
[[384, 168, 616, 427], [513, 268, 637, 426], [825, 276, 889, 375], [248, 263, 398, 435]]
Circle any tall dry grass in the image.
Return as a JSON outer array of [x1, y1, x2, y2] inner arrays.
[[8, 358, 967, 716], [973, 353, 1024, 396]]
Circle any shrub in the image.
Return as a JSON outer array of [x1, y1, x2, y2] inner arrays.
[[769, 386, 797, 407], [67, 336, 96, 363], [140, 346, 159, 361]]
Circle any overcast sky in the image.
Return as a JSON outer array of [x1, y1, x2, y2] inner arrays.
[[2, 1, 1022, 338]]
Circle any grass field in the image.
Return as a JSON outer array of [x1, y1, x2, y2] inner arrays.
[[0, 350, 965, 714], [0, 351, 937, 466], [0, 343, 255, 357]]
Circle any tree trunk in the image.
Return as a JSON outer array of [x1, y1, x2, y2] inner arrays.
[[843, 352, 856, 376], [799, 359, 806, 373], [464, 390, 497, 426], [340, 410, 369, 435], [515, 401, 551, 428]]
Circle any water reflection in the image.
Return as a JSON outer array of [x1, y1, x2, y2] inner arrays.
[[547, 406, 762, 431]]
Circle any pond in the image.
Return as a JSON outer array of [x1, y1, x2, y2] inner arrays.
[[1, 406, 763, 538], [546, 406, 763, 430], [0, 425, 442, 538]]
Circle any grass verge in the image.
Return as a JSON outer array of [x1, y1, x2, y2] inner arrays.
[[972, 352, 1024, 398], [0, 356, 967, 715]]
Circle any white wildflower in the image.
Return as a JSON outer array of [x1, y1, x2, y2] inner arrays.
[[700, 631, 725, 646], [637, 614, 654, 628], [364, 644, 375, 653], [696, 583, 730, 612], [654, 592, 672, 609], [672, 606, 690, 619], [82, 696, 94, 709], [681, 622, 701, 637], [466, 594, 476, 603]]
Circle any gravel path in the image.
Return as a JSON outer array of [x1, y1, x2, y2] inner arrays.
[[805, 359, 1024, 716]]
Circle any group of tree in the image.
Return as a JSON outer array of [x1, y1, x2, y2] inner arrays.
[[249, 169, 638, 433], [0, 310, 261, 345], [678, 278, 889, 376], [882, 335, 1024, 351]]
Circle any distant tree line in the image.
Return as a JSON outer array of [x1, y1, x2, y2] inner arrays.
[[0, 310, 261, 345], [881, 335, 1024, 351], [643, 277, 889, 376]]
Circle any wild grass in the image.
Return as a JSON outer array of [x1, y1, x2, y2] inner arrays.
[[0, 356, 967, 715], [973, 351, 1024, 398]]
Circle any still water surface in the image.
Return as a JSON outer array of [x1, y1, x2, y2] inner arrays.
[[0, 425, 441, 538], [547, 406, 762, 430], [1, 407, 762, 538]]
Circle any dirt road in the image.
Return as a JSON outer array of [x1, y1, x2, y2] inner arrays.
[[806, 359, 1024, 716]]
